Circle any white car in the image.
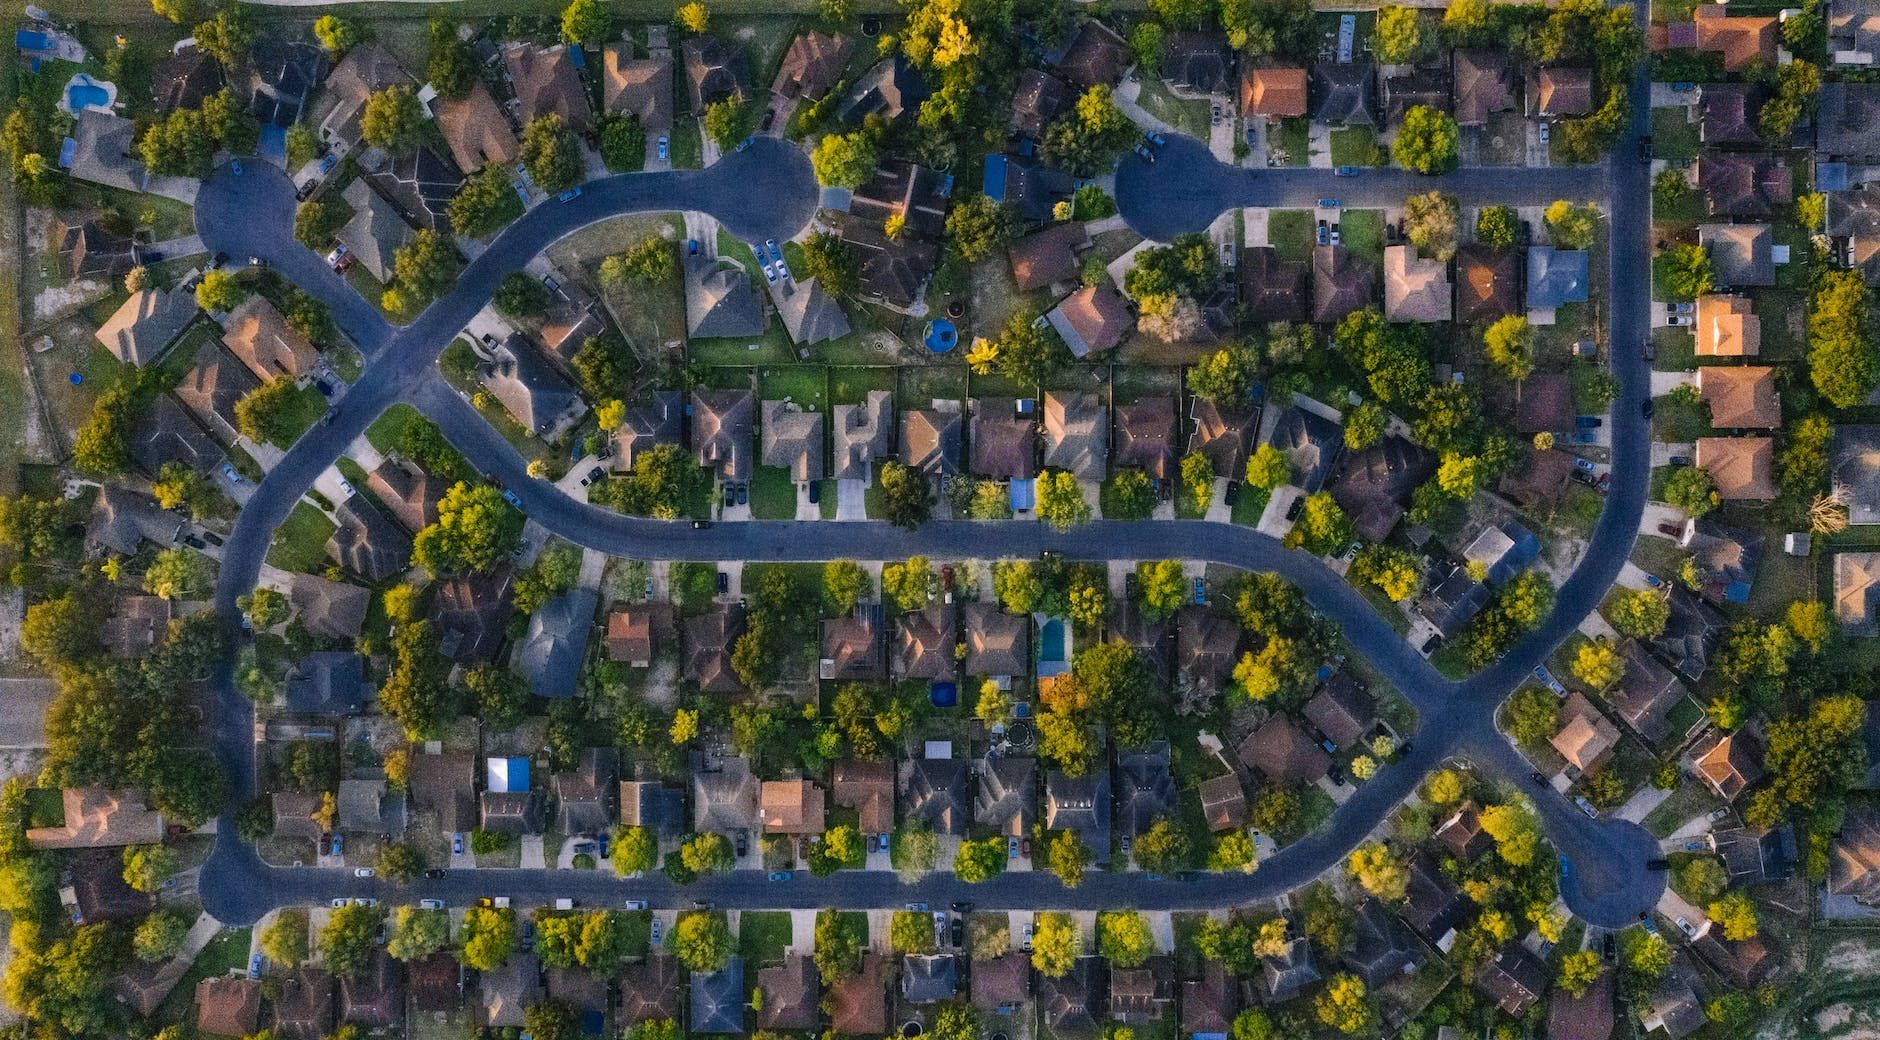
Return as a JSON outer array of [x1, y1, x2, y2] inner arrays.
[[354, 867, 375, 878], [419, 899, 445, 910]]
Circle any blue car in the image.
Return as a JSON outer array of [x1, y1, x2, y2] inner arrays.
[[248, 954, 263, 979], [502, 489, 524, 510], [1334, 165, 1358, 176], [452, 833, 465, 856], [1317, 198, 1340, 208], [318, 154, 338, 174], [766, 239, 782, 261], [657, 135, 669, 161], [558, 187, 584, 203], [768, 871, 793, 882], [1192, 577, 1206, 604], [331, 834, 344, 856]]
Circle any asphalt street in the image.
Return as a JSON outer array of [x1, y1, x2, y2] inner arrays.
[[192, 107, 1664, 926]]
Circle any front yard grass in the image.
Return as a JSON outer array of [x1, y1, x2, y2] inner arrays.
[[1642, 779, 1721, 839], [1134, 77, 1211, 139], [1329, 126, 1381, 168], [1271, 117, 1311, 166], [261, 383, 331, 449], [1651, 393, 1711, 443], [738, 910, 793, 967], [1650, 105, 1701, 163], [155, 926, 251, 1025], [749, 465, 798, 519], [1268, 210, 1315, 263], [1340, 210, 1385, 264], [266, 501, 336, 574]]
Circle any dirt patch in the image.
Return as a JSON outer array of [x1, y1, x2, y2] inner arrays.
[[33, 279, 110, 324], [1823, 936, 1880, 975]]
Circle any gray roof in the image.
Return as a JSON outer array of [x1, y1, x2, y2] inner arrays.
[[512, 587, 598, 698], [88, 485, 186, 556], [1266, 404, 1344, 493], [685, 255, 766, 339], [1834, 424, 1880, 524], [613, 390, 685, 471], [901, 954, 958, 1003], [974, 755, 1036, 837], [690, 956, 745, 1034], [1312, 61, 1376, 126], [902, 755, 970, 835], [1114, 742, 1176, 837], [1042, 391, 1108, 481], [1818, 82, 1880, 158], [692, 389, 756, 482], [554, 747, 619, 836], [287, 573, 371, 640], [692, 758, 760, 834], [284, 651, 366, 714], [327, 494, 411, 582], [1526, 246, 1590, 308], [831, 390, 892, 480], [131, 395, 222, 477], [95, 285, 198, 366], [479, 951, 540, 1028], [478, 334, 586, 435], [775, 277, 850, 345], [1697, 224, 1774, 287], [338, 178, 413, 283], [902, 407, 961, 477], [1044, 768, 1111, 859], [761, 400, 824, 481], [174, 341, 258, 438]]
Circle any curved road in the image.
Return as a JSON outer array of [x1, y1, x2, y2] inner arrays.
[[194, 109, 1662, 925]]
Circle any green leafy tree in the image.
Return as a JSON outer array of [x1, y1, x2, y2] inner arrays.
[[1031, 912, 1079, 977], [1036, 471, 1091, 532], [1343, 401, 1385, 451], [427, 18, 479, 99], [874, 462, 931, 529], [990, 308, 1070, 382], [1544, 200, 1602, 250], [946, 194, 1021, 263], [134, 909, 190, 962], [193, 5, 254, 67], [1287, 492, 1354, 555], [460, 907, 519, 970], [138, 108, 214, 177], [376, 842, 425, 882], [891, 910, 934, 953], [1245, 443, 1291, 491], [314, 15, 361, 54], [1097, 911, 1155, 968], [1658, 243, 1716, 300], [260, 911, 308, 966], [1606, 587, 1670, 639], [678, 832, 734, 875], [388, 907, 450, 961], [1663, 465, 1720, 518], [1346, 841, 1408, 901], [1374, 5, 1423, 62], [72, 384, 140, 477], [493, 271, 550, 318], [1187, 344, 1256, 402], [611, 826, 659, 876], [391, 228, 462, 303], [1504, 686, 1560, 746], [320, 903, 382, 977], [811, 129, 878, 188], [1483, 315, 1533, 379], [121, 844, 179, 893], [1103, 469, 1156, 519], [1809, 270, 1879, 409], [702, 99, 750, 149], [1314, 974, 1372, 1034], [1558, 949, 1603, 997], [1350, 545, 1421, 602], [450, 164, 525, 238], [362, 85, 426, 153], [1133, 817, 1190, 874], [1402, 190, 1457, 261], [1479, 801, 1543, 866], [1135, 560, 1187, 621], [814, 911, 863, 979], [1708, 889, 1758, 940], [203, 87, 260, 155], [561, 0, 613, 44], [1571, 640, 1623, 689], [144, 547, 211, 601], [234, 377, 303, 447], [1042, 85, 1140, 177], [1618, 928, 1672, 991], [1047, 829, 1093, 888], [521, 114, 583, 194], [953, 836, 1008, 882], [195, 268, 243, 312], [1390, 106, 1458, 174], [1476, 205, 1520, 248], [413, 482, 524, 574]]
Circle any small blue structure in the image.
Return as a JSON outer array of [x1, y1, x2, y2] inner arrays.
[[1036, 617, 1069, 679], [923, 318, 958, 354], [929, 681, 957, 708], [486, 756, 531, 793]]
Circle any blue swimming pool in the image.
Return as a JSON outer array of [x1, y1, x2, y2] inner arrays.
[[1039, 618, 1065, 661], [67, 82, 107, 109], [923, 319, 958, 354]]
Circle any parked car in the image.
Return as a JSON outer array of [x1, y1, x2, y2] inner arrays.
[[687, 239, 700, 255], [650, 918, 663, 945], [502, 489, 524, 510], [332, 835, 344, 856], [1667, 314, 1691, 326], [557, 187, 584, 203], [657, 135, 669, 161], [1334, 165, 1358, 176], [1576, 416, 1602, 428], [1642, 399, 1655, 418], [452, 833, 465, 856], [1538, 122, 1550, 144], [1317, 197, 1340, 208], [808, 481, 821, 504], [692, 519, 712, 529], [420, 898, 446, 910], [249, 954, 264, 978], [717, 571, 729, 593], [354, 867, 374, 878]]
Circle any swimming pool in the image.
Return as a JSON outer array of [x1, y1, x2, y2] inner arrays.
[[922, 318, 958, 354], [59, 72, 115, 115], [1037, 617, 1069, 678]]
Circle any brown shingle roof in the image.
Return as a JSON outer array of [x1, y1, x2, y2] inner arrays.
[[503, 42, 593, 132], [1009, 222, 1088, 291], [1695, 294, 1760, 356], [603, 46, 674, 130], [1236, 715, 1330, 783], [221, 296, 319, 381], [197, 977, 263, 1037], [1695, 366, 1779, 429], [1695, 436, 1776, 499], [1455, 243, 1519, 322], [434, 82, 518, 172]]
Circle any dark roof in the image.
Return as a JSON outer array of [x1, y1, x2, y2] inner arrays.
[[1266, 404, 1344, 493], [1515, 371, 1574, 434], [1260, 936, 1320, 1003], [972, 952, 1031, 1011], [1181, 960, 1238, 1035], [771, 31, 854, 102], [1476, 947, 1547, 1016], [1238, 246, 1310, 323], [197, 977, 263, 1037], [367, 459, 443, 533], [1400, 852, 1468, 943], [1176, 606, 1240, 692], [1302, 671, 1377, 749], [70, 847, 153, 921], [1312, 246, 1374, 323], [1455, 243, 1520, 322], [1010, 221, 1088, 291], [55, 218, 132, 280], [829, 954, 891, 1032], [1383, 65, 1451, 124], [284, 651, 366, 715], [132, 394, 222, 477], [822, 612, 886, 681], [756, 954, 820, 1030], [1697, 154, 1793, 216], [1453, 49, 1514, 125], [1113, 397, 1177, 483], [837, 56, 929, 125], [902, 755, 970, 835], [175, 341, 259, 439], [1044, 767, 1112, 856], [1189, 398, 1259, 478], [409, 952, 463, 1013], [902, 954, 959, 1003], [974, 755, 1036, 838], [153, 47, 223, 113], [1818, 82, 1880, 158], [1699, 82, 1761, 145], [479, 790, 545, 835], [327, 493, 411, 582], [1162, 32, 1234, 94], [1037, 956, 1106, 1032], [681, 36, 750, 114], [479, 334, 584, 435], [554, 747, 619, 836], [617, 956, 683, 1025], [1547, 969, 1614, 1040], [1344, 899, 1415, 987], [1111, 954, 1175, 1020], [1329, 435, 1433, 542], [897, 602, 958, 680], [340, 951, 403, 1030], [1656, 590, 1724, 681], [685, 602, 747, 694], [1312, 61, 1376, 126], [971, 398, 1037, 479], [1115, 741, 1177, 837], [513, 588, 599, 699], [1057, 20, 1131, 89], [1011, 69, 1072, 138], [272, 968, 335, 1040], [248, 37, 328, 128], [408, 751, 476, 834], [1611, 639, 1685, 745], [1237, 716, 1330, 783], [505, 42, 594, 131], [430, 567, 515, 663]]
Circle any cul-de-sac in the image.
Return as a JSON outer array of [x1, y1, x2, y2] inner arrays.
[[1, 0, 1879, 1037]]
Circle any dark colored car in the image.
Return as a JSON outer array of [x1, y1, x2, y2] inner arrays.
[[716, 571, 729, 593], [1531, 771, 1549, 787], [1642, 399, 1654, 418], [692, 519, 711, 529], [807, 481, 820, 504]]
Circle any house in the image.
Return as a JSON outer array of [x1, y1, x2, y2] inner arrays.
[[25, 788, 163, 849], [480, 334, 587, 436], [1692, 932, 1777, 989], [902, 755, 970, 835], [407, 952, 462, 1014], [1189, 398, 1259, 478], [692, 389, 755, 483], [62, 110, 184, 199], [283, 650, 366, 715], [1610, 640, 1686, 745], [1115, 742, 1177, 838], [963, 602, 1029, 677], [1657, 590, 1724, 680], [1198, 773, 1247, 832], [131, 396, 222, 477], [480, 952, 541, 1029], [1383, 245, 1451, 322], [761, 401, 823, 482], [832, 758, 895, 834], [1383, 66, 1450, 125], [830, 390, 891, 481], [88, 485, 182, 556], [367, 459, 443, 533], [1526, 247, 1590, 313], [1266, 404, 1344, 493], [838, 160, 949, 307], [287, 573, 370, 640], [983, 152, 1080, 224], [685, 254, 766, 339], [1112, 955, 1175, 1021], [1528, 66, 1594, 117], [433, 82, 519, 173], [1108, 599, 1171, 680], [1638, 955, 1707, 1040], [1012, 69, 1073, 138], [314, 43, 412, 151], [1038, 957, 1105, 1031], [618, 781, 686, 846], [1515, 370, 1573, 434], [1453, 50, 1515, 125], [1832, 0, 1880, 63], [1694, 294, 1760, 356], [1344, 900, 1415, 986], [829, 954, 891, 1033], [1183, 961, 1238, 1037], [1162, 31, 1233, 96], [1463, 522, 1540, 586], [1547, 970, 1614, 1040], [363, 142, 462, 233], [1817, 82, 1880, 158], [337, 777, 395, 834], [691, 958, 745, 1034], [897, 603, 958, 680], [1499, 445, 1576, 510], [1303, 672, 1376, 750], [975, 755, 1036, 838], [101, 595, 169, 659], [902, 407, 962, 480], [1699, 223, 1775, 287], [972, 951, 1030, 1013], [1416, 566, 1489, 639], [903, 954, 959, 1003], [1112, 397, 1177, 482], [681, 36, 750, 114], [1261, 937, 1319, 1003], [1056, 20, 1132, 89], [1401, 852, 1468, 945], [775, 278, 850, 345], [1714, 822, 1797, 883], [759, 779, 826, 834], [692, 759, 760, 835], [1695, 436, 1776, 500], [335, 178, 413, 283], [1313, 245, 1374, 324], [1454, 243, 1519, 323], [408, 751, 476, 834], [248, 37, 328, 129], [1834, 425, 1880, 524], [1010, 222, 1088, 291], [617, 956, 684, 1024], [153, 47, 224, 114], [68, 846, 153, 921], [1831, 805, 1880, 903], [479, 762, 545, 836], [273, 969, 335, 1040], [95, 284, 197, 366], [821, 612, 884, 681], [430, 567, 514, 662], [757, 955, 821, 1031], [1827, 186, 1880, 284], [612, 390, 685, 472], [1696, 154, 1792, 217], [1312, 61, 1376, 126], [222, 296, 320, 382], [197, 977, 264, 1038], [603, 45, 673, 131], [1698, 82, 1760, 145], [1689, 729, 1764, 800], [503, 42, 592, 132], [1044, 767, 1110, 854], [1695, 366, 1778, 428], [971, 398, 1036, 481], [1237, 716, 1330, 784], [1238, 245, 1310, 323], [1239, 63, 1308, 117], [771, 31, 853, 108], [327, 495, 409, 583], [515, 589, 598, 699], [1476, 947, 1546, 1016], [1552, 691, 1621, 778], [1689, 5, 1777, 70], [175, 341, 259, 440], [1681, 517, 1762, 604], [546, 966, 607, 1026], [1177, 606, 1240, 694], [1047, 281, 1133, 358], [685, 602, 747, 693], [1837, 553, 1880, 634], [1040, 391, 1108, 480], [1329, 435, 1433, 543], [836, 56, 929, 126], [55, 219, 132, 281]]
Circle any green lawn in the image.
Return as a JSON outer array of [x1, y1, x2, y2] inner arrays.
[[1267, 210, 1315, 263], [1651, 393, 1711, 443], [669, 117, 704, 170], [156, 927, 251, 1025], [1642, 780, 1722, 839], [1649, 106, 1701, 163], [828, 366, 895, 405], [1330, 126, 1381, 168], [1231, 485, 1270, 526], [439, 338, 480, 391], [1271, 117, 1311, 166], [738, 910, 793, 967], [1651, 327, 1696, 372], [759, 366, 827, 410], [1135, 76, 1211, 138], [1340, 210, 1385, 263], [262, 383, 330, 449], [749, 465, 798, 519], [365, 403, 422, 456], [266, 501, 336, 574]]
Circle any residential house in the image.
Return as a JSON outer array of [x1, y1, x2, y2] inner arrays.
[[1176, 606, 1240, 694], [971, 398, 1036, 481], [153, 47, 223, 114], [287, 573, 370, 640], [775, 278, 850, 345], [1047, 282, 1133, 359], [1827, 185, 1880, 285], [821, 612, 885, 681], [284, 651, 365, 716], [603, 45, 673, 131], [1057, 20, 1131, 89], [327, 495, 410, 583], [433, 82, 519, 173], [1182, 961, 1238, 1037], [1113, 397, 1176, 482], [1383, 245, 1452, 322], [504, 42, 592, 132], [1435, 802, 1494, 862], [1552, 692, 1621, 779], [1514, 370, 1574, 434], [1657, 590, 1724, 680], [1402, 852, 1469, 946], [685, 602, 747, 693], [1526, 246, 1590, 315], [1689, 5, 1778, 70], [757, 955, 821, 1031], [1416, 566, 1489, 638], [1638, 955, 1707, 1040], [964, 602, 1029, 678], [1695, 365, 1779, 428], [1692, 932, 1778, 989], [1163, 32, 1234, 95], [1499, 445, 1576, 510], [1329, 435, 1434, 543], [1044, 767, 1111, 856], [336, 178, 413, 283], [1837, 553, 1880, 634], [1313, 61, 1375, 125], [101, 596, 169, 659], [1714, 823, 1797, 883], [1303, 672, 1377, 750], [408, 953, 463, 1014], [1115, 742, 1177, 838], [1610, 640, 1687, 745], [197, 977, 263, 1038], [55, 219, 131, 281], [836, 160, 948, 307], [1189, 398, 1259, 478], [61, 110, 184, 199], [1038, 958, 1104, 1032], [25, 788, 163, 850], [1383, 65, 1450, 125], [983, 152, 1080, 224], [1832, 0, 1880, 63], [130, 395, 222, 476], [1313, 245, 1375, 324], [479, 757, 545, 837], [1266, 403, 1344, 493], [430, 567, 514, 662], [1699, 223, 1775, 287], [759, 779, 826, 835], [1528, 66, 1594, 117], [555, 748, 619, 837], [1012, 68, 1073, 138], [691, 958, 745, 1034], [897, 602, 958, 680], [478, 334, 586, 437], [1261, 937, 1320, 1003], [685, 254, 766, 338], [1237, 715, 1330, 784], [1240, 63, 1308, 118], [692, 389, 755, 483], [1834, 425, 1880, 524], [832, 758, 895, 834], [480, 952, 541, 1029], [69, 847, 153, 922], [1547, 970, 1615, 1040], [692, 759, 760, 836], [1696, 154, 1792, 217], [87, 486, 182, 556], [313, 43, 412, 152], [1344, 900, 1416, 986], [1476, 947, 1547, 1016], [273, 969, 335, 1040], [1817, 82, 1880, 158], [1455, 243, 1519, 323], [829, 955, 891, 1033], [1040, 391, 1108, 480], [1108, 599, 1172, 679], [618, 957, 684, 1025], [222, 296, 320, 382], [95, 284, 198, 367], [903, 954, 959, 1003], [831, 390, 892, 481], [612, 390, 685, 472], [175, 341, 259, 441], [1112, 956, 1175, 1022], [1698, 82, 1761, 145], [408, 751, 476, 834], [770, 32, 853, 114], [1198, 773, 1248, 832], [619, 781, 687, 848], [761, 400, 824, 482], [681, 36, 750, 114], [974, 755, 1036, 838], [972, 951, 1030, 1014], [1009, 221, 1088, 291], [1453, 50, 1515, 125], [1238, 245, 1310, 323], [367, 459, 443, 533], [1694, 294, 1760, 356], [337, 777, 395, 834], [836, 56, 929, 126], [248, 37, 327, 129], [1695, 436, 1775, 500], [1831, 805, 1880, 903], [903, 754, 970, 835], [1689, 729, 1764, 800]]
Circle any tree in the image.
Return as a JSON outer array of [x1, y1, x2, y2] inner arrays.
[[1544, 201, 1602, 251], [260, 911, 307, 966], [875, 462, 932, 529], [72, 384, 139, 477], [1390, 106, 1458, 174], [195, 268, 243, 313], [1346, 841, 1408, 901], [1135, 560, 1187, 621], [946, 194, 1021, 263], [1402, 190, 1457, 261], [144, 547, 210, 601], [1759, 59, 1820, 141], [992, 561, 1045, 614], [1097, 911, 1155, 968], [677, 1, 711, 33], [1504, 686, 1561, 746], [800, 230, 860, 298], [1571, 640, 1623, 689], [121, 844, 179, 893], [678, 832, 734, 875], [1658, 243, 1716, 300], [1374, 5, 1423, 63], [953, 836, 1007, 882], [990, 308, 1069, 382], [821, 559, 870, 613], [460, 907, 519, 970], [387, 907, 450, 961], [1483, 315, 1533, 379], [20, 594, 100, 672], [450, 164, 525, 239], [1150, 0, 1214, 28], [194, 4, 254, 67], [521, 114, 583, 194], [1245, 443, 1291, 491], [1031, 913, 1079, 977], [314, 15, 361, 53], [1663, 465, 1720, 519], [1315, 974, 1372, 1034], [139, 106, 213, 176], [426, 18, 478, 98], [1036, 471, 1091, 532], [1042, 85, 1140, 177], [1047, 830, 1093, 887], [1212, 830, 1258, 873], [1708, 889, 1758, 940], [1619, 928, 1672, 988], [1288, 492, 1354, 556], [561, 0, 613, 44], [702, 99, 749, 149], [203, 87, 260, 154], [1351, 545, 1420, 601], [376, 842, 424, 882], [1229, 1009, 1274, 1040], [1104, 470, 1156, 519], [1187, 345, 1256, 402], [611, 826, 658, 876], [320, 903, 381, 977], [890, 910, 934, 953], [414, 482, 524, 574], [392, 228, 461, 303], [1476, 205, 1521, 248], [882, 556, 935, 611], [1479, 801, 1543, 866], [609, 238, 679, 287], [1605, 587, 1670, 639], [234, 377, 303, 447], [493, 271, 550, 319], [1555, 949, 1604, 997], [1134, 818, 1190, 874], [1221, 0, 1317, 57], [362, 85, 426, 153], [379, 621, 453, 738], [1808, 270, 1878, 409], [134, 909, 189, 962]]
